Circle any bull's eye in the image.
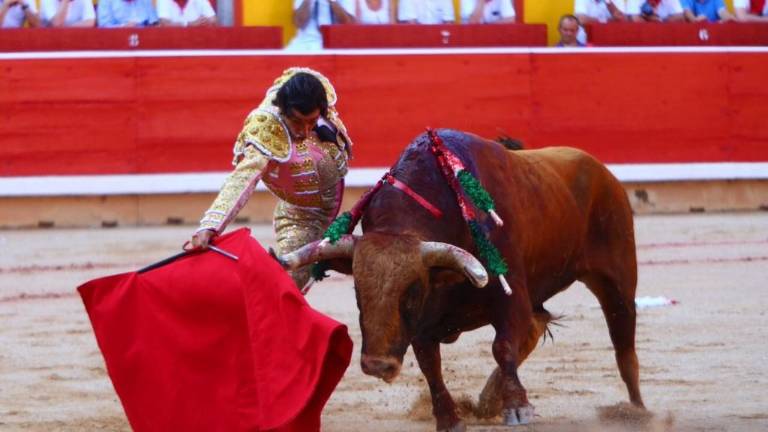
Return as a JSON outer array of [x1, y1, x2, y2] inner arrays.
[[400, 283, 422, 330]]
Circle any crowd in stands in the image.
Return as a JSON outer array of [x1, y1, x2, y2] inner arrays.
[[573, 0, 767, 24], [286, 0, 519, 49], [1, 0, 216, 28], [1, 0, 766, 48], [562, 0, 768, 46]]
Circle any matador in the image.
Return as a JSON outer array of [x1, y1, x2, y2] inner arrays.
[[192, 67, 352, 289]]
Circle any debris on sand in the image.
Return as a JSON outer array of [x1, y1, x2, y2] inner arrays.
[[597, 402, 656, 428], [407, 389, 434, 421]]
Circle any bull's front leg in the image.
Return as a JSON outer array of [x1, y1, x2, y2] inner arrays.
[[490, 279, 536, 425], [412, 338, 465, 432], [492, 332, 535, 425]]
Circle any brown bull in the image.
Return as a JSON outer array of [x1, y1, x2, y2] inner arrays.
[[280, 130, 644, 431]]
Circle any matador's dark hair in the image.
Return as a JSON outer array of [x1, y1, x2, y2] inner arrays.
[[273, 72, 328, 118]]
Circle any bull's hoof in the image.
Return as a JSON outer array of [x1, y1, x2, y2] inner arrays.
[[502, 404, 535, 426], [437, 420, 466, 432]]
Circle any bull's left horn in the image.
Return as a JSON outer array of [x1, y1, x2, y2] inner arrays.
[[420, 242, 489, 288], [279, 235, 357, 270]]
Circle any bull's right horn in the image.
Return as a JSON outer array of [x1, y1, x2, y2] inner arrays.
[[278, 234, 357, 270], [420, 242, 489, 288]]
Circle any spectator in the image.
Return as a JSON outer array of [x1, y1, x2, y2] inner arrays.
[[627, 0, 684, 21], [681, 0, 734, 21], [1, 0, 41, 27], [354, 0, 395, 24], [733, 0, 768, 21], [40, 0, 95, 27], [97, 0, 158, 27], [286, 0, 355, 50], [157, 0, 216, 27], [460, 0, 515, 24], [556, 14, 586, 47], [574, 0, 627, 23], [398, 0, 455, 23]]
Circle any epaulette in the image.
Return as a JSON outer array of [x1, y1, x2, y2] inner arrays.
[[234, 108, 291, 163]]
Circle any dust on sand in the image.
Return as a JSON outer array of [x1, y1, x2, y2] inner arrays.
[[1, 213, 767, 431]]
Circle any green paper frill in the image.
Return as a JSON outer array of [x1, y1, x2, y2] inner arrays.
[[322, 211, 353, 244], [457, 170, 495, 212], [468, 220, 508, 276]]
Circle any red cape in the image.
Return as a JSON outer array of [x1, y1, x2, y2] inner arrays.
[[78, 228, 352, 431]]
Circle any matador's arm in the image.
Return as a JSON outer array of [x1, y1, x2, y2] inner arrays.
[[197, 145, 270, 234]]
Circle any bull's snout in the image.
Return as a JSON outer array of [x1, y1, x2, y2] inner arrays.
[[361, 354, 402, 383]]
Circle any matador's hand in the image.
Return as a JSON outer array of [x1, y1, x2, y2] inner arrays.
[[191, 229, 216, 249]]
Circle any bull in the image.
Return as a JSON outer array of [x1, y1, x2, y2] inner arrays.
[[279, 130, 644, 431]]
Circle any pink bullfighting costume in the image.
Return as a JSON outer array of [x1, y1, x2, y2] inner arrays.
[[197, 67, 352, 289]]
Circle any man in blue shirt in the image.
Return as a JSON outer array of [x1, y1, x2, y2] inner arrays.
[[681, 0, 734, 21], [97, 0, 158, 27]]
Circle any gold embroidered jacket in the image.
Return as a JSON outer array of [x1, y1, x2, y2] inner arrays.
[[198, 68, 352, 233]]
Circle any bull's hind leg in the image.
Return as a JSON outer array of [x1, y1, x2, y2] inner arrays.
[[581, 273, 644, 407], [412, 338, 465, 432]]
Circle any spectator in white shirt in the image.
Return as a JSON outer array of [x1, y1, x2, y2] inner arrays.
[[460, 0, 515, 24], [1, 0, 41, 27], [398, 0, 455, 24], [574, 0, 628, 23], [627, 0, 684, 21], [287, 0, 355, 50], [157, 0, 216, 27], [353, 0, 395, 24], [733, 0, 768, 21], [40, 0, 95, 27]]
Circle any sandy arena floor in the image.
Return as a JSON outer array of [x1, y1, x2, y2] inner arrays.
[[1, 213, 767, 432]]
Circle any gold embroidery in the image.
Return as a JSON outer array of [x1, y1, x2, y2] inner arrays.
[[293, 177, 321, 193], [238, 109, 291, 161], [294, 140, 308, 155], [289, 159, 315, 175], [199, 146, 269, 231]]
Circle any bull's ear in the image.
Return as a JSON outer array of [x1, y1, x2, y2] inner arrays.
[[429, 268, 469, 290], [323, 258, 353, 275]]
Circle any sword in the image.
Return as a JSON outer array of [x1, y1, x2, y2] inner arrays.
[[139, 242, 239, 273], [208, 245, 239, 261]]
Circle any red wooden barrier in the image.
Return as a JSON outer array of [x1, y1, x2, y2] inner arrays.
[[320, 24, 547, 48], [0, 27, 283, 51], [0, 50, 766, 177], [586, 22, 768, 46]]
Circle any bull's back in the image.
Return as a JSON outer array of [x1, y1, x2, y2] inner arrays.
[[472, 142, 633, 301], [513, 146, 623, 212]]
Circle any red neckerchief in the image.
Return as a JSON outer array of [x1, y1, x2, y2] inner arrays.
[[173, 0, 188, 10], [648, 0, 661, 7]]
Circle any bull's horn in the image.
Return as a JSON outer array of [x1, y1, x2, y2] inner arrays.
[[420, 242, 489, 288], [278, 234, 357, 270]]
